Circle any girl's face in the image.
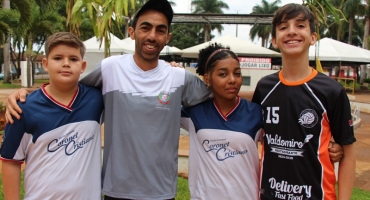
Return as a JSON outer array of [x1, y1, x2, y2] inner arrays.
[[205, 57, 242, 101]]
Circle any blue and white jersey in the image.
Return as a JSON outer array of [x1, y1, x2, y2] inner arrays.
[[181, 97, 263, 200], [0, 83, 104, 200]]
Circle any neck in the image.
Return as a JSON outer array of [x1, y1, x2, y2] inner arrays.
[[214, 96, 239, 116], [281, 53, 312, 82], [44, 83, 78, 106], [133, 54, 159, 71]]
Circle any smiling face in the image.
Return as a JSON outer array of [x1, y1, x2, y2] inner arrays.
[[42, 44, 86, 86], [204, 57, 242, 102], [128, 10, 172, 69], [272, 14, 317, 57]]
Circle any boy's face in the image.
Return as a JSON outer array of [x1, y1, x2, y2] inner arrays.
[[128, 10, 172, 63], [42, 44, 86, 86], [272, 14, 317, 57]]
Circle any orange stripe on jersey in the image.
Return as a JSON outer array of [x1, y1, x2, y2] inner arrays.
[[319, 112, 337, 200], [279, 68, 318, 86], [259, 138, 265, 190]]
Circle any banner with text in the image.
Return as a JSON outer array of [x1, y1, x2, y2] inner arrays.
[[239, 57, 271, 69]]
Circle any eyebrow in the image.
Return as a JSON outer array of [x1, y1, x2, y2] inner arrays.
[[139, 21, 168, 30]]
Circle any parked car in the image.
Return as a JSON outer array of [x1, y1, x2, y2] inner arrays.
[[35, 68, 39, 75], [0, 73, 4, 80]]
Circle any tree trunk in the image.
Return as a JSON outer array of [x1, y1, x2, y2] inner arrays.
[[348, 18, 353, 45], [360, 17, 370, 84], [204, 24, 210, 42], [26, 35, 33, 88], [2, 0, 11, 83]]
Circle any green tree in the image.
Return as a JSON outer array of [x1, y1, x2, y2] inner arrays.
[[250, 0, 280, 47], [67, 0, 136, 58], [167, 23, 204, 49], [342, 0, 362, 44], [191, 0, 229, 42]]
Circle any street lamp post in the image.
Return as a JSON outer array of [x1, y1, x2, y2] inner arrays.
[[235, 10, 240, 37]]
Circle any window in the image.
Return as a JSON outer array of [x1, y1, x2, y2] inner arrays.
[[242, 76, 251, 86]]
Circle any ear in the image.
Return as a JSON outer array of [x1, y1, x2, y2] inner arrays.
[[203, 73, 210, 87], [128, 27, 135, 40], [166, 32, 172, 45], [310, 32, 318, 45], [271, 37, 278, 49], [42, 58, 49, 72], [81, 60, 87, 74]]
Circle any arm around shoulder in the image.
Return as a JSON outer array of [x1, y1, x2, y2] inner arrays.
[[337, 144, 356, 200], [2, 161, 22, 200], [5, 88, 29, 124]]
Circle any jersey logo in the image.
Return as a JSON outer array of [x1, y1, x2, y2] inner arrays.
[[298, 109, 318, 128], [158, 91, 170, 104]]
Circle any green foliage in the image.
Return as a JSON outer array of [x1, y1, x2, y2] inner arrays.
[[364, 78, 370, 83], [168, 24, 205, 49]]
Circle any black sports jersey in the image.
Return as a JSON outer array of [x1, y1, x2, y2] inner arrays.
[[252, 69, 356, 200]]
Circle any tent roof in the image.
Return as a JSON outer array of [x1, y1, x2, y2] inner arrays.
[[84, 33, 131, 53], [179, 35, 281, 58], [309, 38, 370, 64]]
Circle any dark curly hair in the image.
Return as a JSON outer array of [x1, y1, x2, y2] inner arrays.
[[196, 43, 239, 76]]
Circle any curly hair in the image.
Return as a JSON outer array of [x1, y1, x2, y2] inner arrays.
[[196, 43, 239, 76]]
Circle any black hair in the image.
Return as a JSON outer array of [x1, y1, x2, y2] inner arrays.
[[131, 0, 173, 33], [196, 43, 239, 76], [272, 3, 316, 38]]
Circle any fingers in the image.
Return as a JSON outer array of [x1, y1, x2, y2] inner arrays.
[[328, 142, 344, 163], [169, 61, 183, 68], [5, 89, 28, 124]]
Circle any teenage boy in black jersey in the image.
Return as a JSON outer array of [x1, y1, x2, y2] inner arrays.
[[252, 4, 356, 200]]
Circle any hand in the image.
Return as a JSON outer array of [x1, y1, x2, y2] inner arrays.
[[168, 61, 183, 68], [328, 141, 343, 163], [5, 89, 28, 124]]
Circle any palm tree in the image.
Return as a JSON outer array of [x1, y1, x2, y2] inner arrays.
[[359, 0, 370, 83], [2, 0, 55, 84], [250, 0, 280, 47], [191, 0, 229, 42], [67, 0, 136, 58], [342, 0, 362, 44]]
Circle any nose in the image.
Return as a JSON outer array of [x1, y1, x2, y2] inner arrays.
[[62, 58, 70, 67], [147, 29, 156, 41], [287, 25, 297, 36], [229, 74, 236, 84]]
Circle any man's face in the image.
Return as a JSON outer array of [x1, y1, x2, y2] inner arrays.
[[128, 10, 172, 63]]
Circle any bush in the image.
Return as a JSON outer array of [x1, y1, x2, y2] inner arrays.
[[364, 78, 370, 84]]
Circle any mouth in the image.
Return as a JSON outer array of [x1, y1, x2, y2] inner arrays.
[[285, 40, 301, 44], [226, 88, 238, 93], [59, 71, 72, 75]]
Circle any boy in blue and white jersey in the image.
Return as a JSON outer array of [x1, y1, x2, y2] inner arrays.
[[0, 32, 104, 200]]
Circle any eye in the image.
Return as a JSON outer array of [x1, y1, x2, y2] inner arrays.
[[234, 72, 241, 77], [219, 73, 227, 77], [279, 26, 287, 30], [298, 24, 305, 28], [70, 57, 79, 62], [53, 57, 62, 60]]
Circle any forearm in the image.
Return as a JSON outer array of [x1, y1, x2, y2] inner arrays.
[[338, 144, 356, 200], [2, 161, 21, 200], [238, 91, 254, 102]]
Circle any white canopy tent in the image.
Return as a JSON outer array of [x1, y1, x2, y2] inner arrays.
[[82, 33, 132, 78], [178, 35, 281, 58], [309, 38, 370, 63]]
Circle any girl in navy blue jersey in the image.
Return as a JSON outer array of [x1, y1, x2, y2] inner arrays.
[[181, 43, 263, 199]]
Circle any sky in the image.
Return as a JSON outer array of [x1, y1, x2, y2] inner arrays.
[[171, 0, 302, 45]]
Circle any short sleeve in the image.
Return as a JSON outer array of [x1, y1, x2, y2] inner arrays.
[[80, 63, 103, 89], [329, 88, 356, 145], [182, 71, 211, 107], [0, 112, 28, 161]]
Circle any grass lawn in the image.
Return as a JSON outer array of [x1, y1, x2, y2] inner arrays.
[[0, 174, 369, 198]]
